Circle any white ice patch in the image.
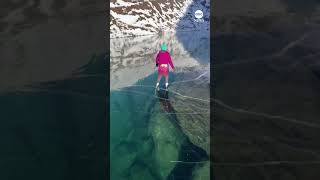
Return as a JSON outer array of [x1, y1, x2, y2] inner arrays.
[[110, 0, 135, 8], [112, 12, 139, 25]]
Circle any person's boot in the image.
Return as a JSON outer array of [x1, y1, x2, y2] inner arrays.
[[156, 83, 160, 91], [165, 83, 169, 91]]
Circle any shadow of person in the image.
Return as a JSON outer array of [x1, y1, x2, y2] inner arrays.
[[156, 90, 209, 180], [156, 89, 184, 133], [157, 89, 173, 113]]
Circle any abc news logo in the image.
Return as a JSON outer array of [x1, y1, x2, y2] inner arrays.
[[194, 10, 204, 23]]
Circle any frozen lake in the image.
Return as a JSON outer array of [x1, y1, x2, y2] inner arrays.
[[110, 31, 211, 180]]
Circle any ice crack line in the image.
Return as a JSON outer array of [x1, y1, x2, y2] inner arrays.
[[171, 71, 209, 85], [213, 99, 320, 129], [113, 89, 208, 114], [215, 33, 310, 67], [115, 83, 319, 129], [16, 88, 105, 101], [211, 160, 320, 167], [116, 85, 210, 102], [170, 160, 208, 164], [111, 110, 209, 115], [114, 87, 319, 129]]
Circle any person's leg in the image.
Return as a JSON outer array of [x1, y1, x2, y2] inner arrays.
[[157, 74, 162, 83], [156, 74, 162, 89], [165, 74, 169, 89]]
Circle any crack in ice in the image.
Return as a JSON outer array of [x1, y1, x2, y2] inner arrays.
[[211, 160, 320, 167], [213, 99, 320, 129]]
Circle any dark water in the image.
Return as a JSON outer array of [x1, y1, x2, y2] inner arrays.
[[0, 55, 108, 180]]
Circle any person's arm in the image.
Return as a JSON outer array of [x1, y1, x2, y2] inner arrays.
[[155, 52, 159, 66]]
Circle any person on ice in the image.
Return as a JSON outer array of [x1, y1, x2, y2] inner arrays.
[[155, 43, 174, 90]]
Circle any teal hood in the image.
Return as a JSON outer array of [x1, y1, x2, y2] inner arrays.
[[160, 43, 167, 51]]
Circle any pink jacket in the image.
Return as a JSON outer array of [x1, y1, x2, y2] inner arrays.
[[156, 51, 174, 69]]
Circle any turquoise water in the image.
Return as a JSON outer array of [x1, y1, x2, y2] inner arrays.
[[110, 72, 209, 180]]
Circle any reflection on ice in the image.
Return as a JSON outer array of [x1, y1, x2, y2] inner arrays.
[[110, 32, 209, 90]]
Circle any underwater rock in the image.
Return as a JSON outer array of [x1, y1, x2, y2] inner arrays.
[[129, 163, 155, 180], [192, 161, 210, 180], [138, 137, 153, 157], [110, 141, 138, 176], [149, 104, 186, 180]]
